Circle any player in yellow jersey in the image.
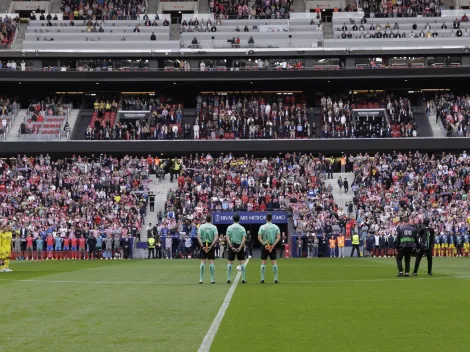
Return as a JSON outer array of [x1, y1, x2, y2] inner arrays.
[[0, 225, 13, 272], [0, 225, 5, 272]]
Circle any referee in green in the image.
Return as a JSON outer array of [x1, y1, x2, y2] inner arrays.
[[197, 214, 218, 284], [226, 214, 247, 284], [258, 213, 281, 283]]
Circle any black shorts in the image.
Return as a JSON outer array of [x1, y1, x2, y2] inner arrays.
[[228, 244, 245, 262], [261, 246, 277, 261], [200, 246, 215, 260]]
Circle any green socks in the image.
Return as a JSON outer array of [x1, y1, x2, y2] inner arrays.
[[199, 263, 205, 282], [241, 264, 246, 281], [260, 264, 266, 281], [273, 264, 278, 281], [210, 264, 215, 282], [227, 264, 232, 281]]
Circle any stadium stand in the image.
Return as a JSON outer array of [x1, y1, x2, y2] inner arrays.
[[209, 0, 293, 19], [361, 0, 443, 18], [330, 11, 470, 47], [162, 154, 336, 224], [0, 154, 148, 259], [60, 0, 147, 20], [86, 96, 184, 140], [289, 151, 470, 257], [0, 97, 19, 139], [181, 17, 322, 49], [193, 93, 314, 139], [0, 16, 19, 49], [434, 93, 470, 137], [319, 95, 417, 138], [19, 99, 71, 140], [23, 16, 175, 51]]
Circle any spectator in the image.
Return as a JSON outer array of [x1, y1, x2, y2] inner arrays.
[[195, 93, 312, 139], [150, 32, 156, 41]]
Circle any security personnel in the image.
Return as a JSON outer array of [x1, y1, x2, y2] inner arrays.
[[350, 232, 360, 257], [412, 218, 435, 276], [396, 217, 418, 277], [147, 235, 156, 259]]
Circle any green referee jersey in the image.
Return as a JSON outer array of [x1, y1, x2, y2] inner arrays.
[[258, 222, 280, 245], [198, 223, 218, 244], [226, 223, 246, 244]]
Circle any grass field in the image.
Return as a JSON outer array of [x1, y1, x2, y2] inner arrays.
[[1, 257, 470, 352]]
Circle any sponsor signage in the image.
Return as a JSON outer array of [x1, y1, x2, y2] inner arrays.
[[117, 110, 151, 120], [213, 211, 288, 225]]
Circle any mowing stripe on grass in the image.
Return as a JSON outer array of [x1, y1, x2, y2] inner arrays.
[[1, 273, 468, 286], [198, 259, 249, 352]]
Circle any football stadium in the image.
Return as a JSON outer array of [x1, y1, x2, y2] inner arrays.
[[1, 0, 470, 351]]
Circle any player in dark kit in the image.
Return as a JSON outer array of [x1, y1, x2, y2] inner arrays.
[[395, 217, 418, 277], [413, 218, 436, 276]]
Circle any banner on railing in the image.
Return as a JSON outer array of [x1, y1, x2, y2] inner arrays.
[[353, 108, 386, 118], [117, 110, 151, 120], [212, 211, 288, 225]]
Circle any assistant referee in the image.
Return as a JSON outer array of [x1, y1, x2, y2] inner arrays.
[[226, 214, 247, 284], [258, 213, 281, 284], [197, 214, 219, 284]]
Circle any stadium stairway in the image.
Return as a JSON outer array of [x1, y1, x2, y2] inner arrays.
[[198, 0, 210, 14], [442, 0, 455, 8], [72, 109, 93, 140], [323, 22, 333, 39], [428, 110, 445, 137], [183, 107, 197, 126], [325, 172, 354, 215], [170, 23, 181, 40], [412, 105, 433, 137], [13, 23, 27, 50], [293, 0, 305, 12], [147, 0, 159, 14], [50, 0, 62, 13], [6, 109, 27, 140], [61, 109, 80, 140], [312, 106, 323, 138], [135, 174, 175, 258], [0, 0, 11, 13]]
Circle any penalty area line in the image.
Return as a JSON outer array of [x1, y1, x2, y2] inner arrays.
[[198, 259, 250, 352]]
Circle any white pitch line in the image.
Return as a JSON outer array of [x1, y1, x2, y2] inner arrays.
[[285, 275, 470, 284], [0, 278, 196, 285], [198, 259, 249, 352]]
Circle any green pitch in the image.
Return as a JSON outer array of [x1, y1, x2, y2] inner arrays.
[[1, 258, 469, 352]]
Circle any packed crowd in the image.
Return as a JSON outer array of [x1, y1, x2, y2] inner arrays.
[[0, 17, 19, 49], [337, 17, 470, 39], [61, 0, 146, 20], [209, 0, 293, 19], [0, 154, 149, 260], [320, 95, 417, 138], [294, 151, 470, 257], [0, 97, 19, 136], [361, 0, 443, 18], [433, 93, 470, 137], [194, 94, 315, 139], [87, 96, 184, 140], [21, 98, 68, 135], [159, 154, 338, 242]]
